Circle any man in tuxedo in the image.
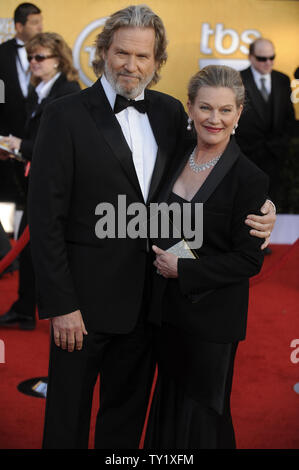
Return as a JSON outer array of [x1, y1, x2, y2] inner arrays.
[[0, 3, 42, 328], [0, 2, 42, 204], [28, 5, 276, 449], [236, 38, 295, 206]]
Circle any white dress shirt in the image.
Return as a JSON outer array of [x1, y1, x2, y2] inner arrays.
[[251, 65, 272, 96], [101, 74, 158, 202], [35, 72, 61, 105], [15, 38, 31, 98]]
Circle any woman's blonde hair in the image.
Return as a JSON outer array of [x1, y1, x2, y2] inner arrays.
[[26, 32, 79, 85], [188, 65, 245, 108]]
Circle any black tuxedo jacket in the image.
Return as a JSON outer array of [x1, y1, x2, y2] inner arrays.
[[0, 38, 28, 137], [28, 79, 189, 333], [20, 74, 81, 161], [0, 38, 29, 203], [236, 67, 295, 162], [148, 137, 269, 343]]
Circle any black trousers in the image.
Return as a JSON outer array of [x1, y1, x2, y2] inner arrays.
[[10, 208, 36, 320], [42, 256, 155, 449], [43, 319, 155, 449]]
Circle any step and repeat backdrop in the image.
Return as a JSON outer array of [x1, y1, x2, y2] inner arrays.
[[1, 0, 299, 115]]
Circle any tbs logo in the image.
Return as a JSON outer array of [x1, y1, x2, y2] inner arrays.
[[199, 23, 261, 71]]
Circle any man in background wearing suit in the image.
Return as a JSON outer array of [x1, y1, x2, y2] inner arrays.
[[28, 5, 276, 449], [0, 2, 42, 204], [236, 38, 295, 208], [0, 3, 42, 328]]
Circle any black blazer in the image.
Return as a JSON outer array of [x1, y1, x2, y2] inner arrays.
[[28, 79, 189, 333], [0, 38, 28, 137], [20, 74, 81, 161], [0, 38, 29, 203], [148, 137, 269, 343], [236, 67, 295, 162]]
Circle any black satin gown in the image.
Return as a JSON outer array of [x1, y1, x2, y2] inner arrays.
[[145, 192, 239, 449]]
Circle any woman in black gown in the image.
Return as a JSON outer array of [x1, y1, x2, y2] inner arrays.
[[145, 65, 269, 449]]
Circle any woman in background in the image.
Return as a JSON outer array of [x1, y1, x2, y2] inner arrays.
[[3, 32, 80, 160], [0, 32, 80, 330]]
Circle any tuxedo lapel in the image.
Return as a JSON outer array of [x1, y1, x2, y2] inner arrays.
[[145, 90, 171, 204], [82, 80, 144, 200], [9, 39, 24, 100], [146, 146, 167, 204]]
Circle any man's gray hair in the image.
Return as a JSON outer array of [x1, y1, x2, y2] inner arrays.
[[92, 4, 168, 87]]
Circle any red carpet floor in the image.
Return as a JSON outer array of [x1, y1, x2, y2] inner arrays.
[[0, 243, 298, 449]]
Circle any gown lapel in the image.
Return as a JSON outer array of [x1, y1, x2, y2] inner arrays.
[[161, 137, 240, 204], [192, 137, 240, 204]]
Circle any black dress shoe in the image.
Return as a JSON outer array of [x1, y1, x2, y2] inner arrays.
[[0, 309, 36, 330], [19, 317, 36, 330]]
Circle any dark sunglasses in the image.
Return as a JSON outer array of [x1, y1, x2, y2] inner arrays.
[[27, 54, 57, 62], [254, 55, 275, 62]]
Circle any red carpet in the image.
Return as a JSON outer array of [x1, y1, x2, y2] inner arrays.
[[231, 243, 299, 449], [0, 243, 298, 449]]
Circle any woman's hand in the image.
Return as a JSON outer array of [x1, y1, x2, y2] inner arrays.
[[152, 245, 179, 278], [246, 199, 276, 250], [2, 135, 22, 154]]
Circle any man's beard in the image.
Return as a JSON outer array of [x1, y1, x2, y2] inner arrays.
[[104, 61, 155, 99]]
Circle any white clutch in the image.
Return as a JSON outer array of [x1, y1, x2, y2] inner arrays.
[[166, 239, 197, 259]]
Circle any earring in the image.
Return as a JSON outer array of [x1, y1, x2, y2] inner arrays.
[[187, 117, 192, 131], [231, 123, 238, 135]]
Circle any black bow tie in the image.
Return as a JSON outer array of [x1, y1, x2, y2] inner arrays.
[[114, 94, 147, 114], [15, 42, 24, 48]]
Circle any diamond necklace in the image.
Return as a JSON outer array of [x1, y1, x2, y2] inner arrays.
[[189, 148, 221, 173]]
